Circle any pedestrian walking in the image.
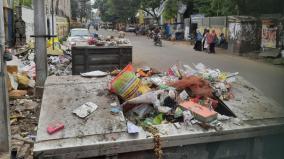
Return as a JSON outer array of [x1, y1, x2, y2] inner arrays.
[[165, 22, 171, 40], [194, 30, 203, 51], [135, 25, 140, 36], [207, 30, 218, 54], [203, 29, 210, 52]]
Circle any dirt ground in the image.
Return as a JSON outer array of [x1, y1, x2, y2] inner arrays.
[[9, 98, 41, 159]]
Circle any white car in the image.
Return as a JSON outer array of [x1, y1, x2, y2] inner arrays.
[[125, 25, 136, 32], [66, 28, 91, 49]]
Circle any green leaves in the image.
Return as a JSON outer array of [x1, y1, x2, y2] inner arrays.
[[163, 0, 178, 20], [94, 0, 140, 22], [93, 0, 283, 22], [192, 0, 238, 16]]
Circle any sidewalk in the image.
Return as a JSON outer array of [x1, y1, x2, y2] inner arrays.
[[164, 39, 284, 67]]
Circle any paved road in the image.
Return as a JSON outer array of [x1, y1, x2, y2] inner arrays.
[[99, 30, 284, 106]]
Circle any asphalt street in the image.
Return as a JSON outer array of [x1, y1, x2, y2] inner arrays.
[[99, 30, 284, 106]]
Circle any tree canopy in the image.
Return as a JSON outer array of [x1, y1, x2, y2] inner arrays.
[[94, 0, 140, 22], [193, 0, 284, 16], [93, 0, 284, 23], [139, 0, 162, 23]]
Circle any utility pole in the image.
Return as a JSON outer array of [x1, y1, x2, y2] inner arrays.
[[51, 0, 55, 50], [0, 0, 11, 156], [34, 0, 47, 97]]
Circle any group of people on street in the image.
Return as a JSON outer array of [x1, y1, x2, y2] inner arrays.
[[194, 29, 218, 54]]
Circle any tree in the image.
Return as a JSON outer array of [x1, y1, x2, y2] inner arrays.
[[163, 0, 196, 20], [71, 0, 79, 20], [192, 0, 238, 16], [163, 0, 179, 20], [109, 0, 140, 22], [94, 0, 140, 23], [93, 0, 111, 21], [139, 0, 163, 24], [14, 0, 33, 8], [192, 0, 283, 17]]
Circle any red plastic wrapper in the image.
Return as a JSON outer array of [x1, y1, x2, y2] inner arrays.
[[169, 76, 213, 98], [47, 122, 64, 135]]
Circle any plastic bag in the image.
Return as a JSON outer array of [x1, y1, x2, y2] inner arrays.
[[111, 71, 141, 100], [110, 64, 149, 100], [168, 64, 182, 78], [17, 74, 30, 86], [131, 104, 153, 118], [124, 90, 165, 108]]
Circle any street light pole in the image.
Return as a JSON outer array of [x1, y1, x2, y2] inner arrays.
[[0, 0, 11, 155], [51, 0, 55, 50], [34, 0, 48, 97]]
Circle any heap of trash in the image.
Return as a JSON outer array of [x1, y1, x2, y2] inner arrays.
[[48, 54, 72, 76], [108, 63, 238, 130], [7, 45, 36, 98], [6, 40, 70, 158], [6, 41, 72, 97], [88, 31, 131, 47], [83, 63, 239, 132]]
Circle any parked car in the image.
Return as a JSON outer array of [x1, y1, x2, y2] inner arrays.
[[125, 25, 136, 32], [66, 28, 91, 49]]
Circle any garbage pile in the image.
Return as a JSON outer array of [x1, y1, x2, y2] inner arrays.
[[80, 63, 238, 158], [89, 32, 131, 47], [7, 47, 36, 98], [107, 63, 238, 130], [48, 54, 72, 76], [10, 98, 41, 159], [6, 41, 72, 97], [47, 38, 72, 76]]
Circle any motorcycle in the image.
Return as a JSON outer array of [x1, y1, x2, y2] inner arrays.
[[153, 33, 162, 47]]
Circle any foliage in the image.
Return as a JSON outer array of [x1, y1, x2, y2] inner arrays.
[[163, 0, 178, 20], [94, 0, 140, 22], [192, 0, 238, 16], [93, 0, 284, 23], [139, 0, 162, 23], [14, 0, 33, 8], [71, 0, 79, 19], [193, 0, 284, 16], [22, 0, 32, 8]]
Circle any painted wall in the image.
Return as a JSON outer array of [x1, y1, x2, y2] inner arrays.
[[3, 8, 14, 46], [193, 16, 228, 39], [21, 7, 34, 43], [261, 19, 280, 49], [45, 0, 71, 18], [228, 22, 261, 54], [55, 16, 69, 38], [261, 24, 277, 48], [279, 20, 284, 48]]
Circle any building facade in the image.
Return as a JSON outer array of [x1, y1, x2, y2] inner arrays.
[[45, 0, 71, 38]]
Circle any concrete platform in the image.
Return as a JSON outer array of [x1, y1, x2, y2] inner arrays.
[[34, 76, 284, 159]]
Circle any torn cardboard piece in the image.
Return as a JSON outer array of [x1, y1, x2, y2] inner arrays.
[[73, 102, 98, 118], [180, 101, 217, 123]]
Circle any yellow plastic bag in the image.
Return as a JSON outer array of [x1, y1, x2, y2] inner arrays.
[[17, 74, 30, 86]]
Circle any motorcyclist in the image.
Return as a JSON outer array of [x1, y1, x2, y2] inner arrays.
[[153, 27, 162, 35], [152, 27, 162, 46]]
